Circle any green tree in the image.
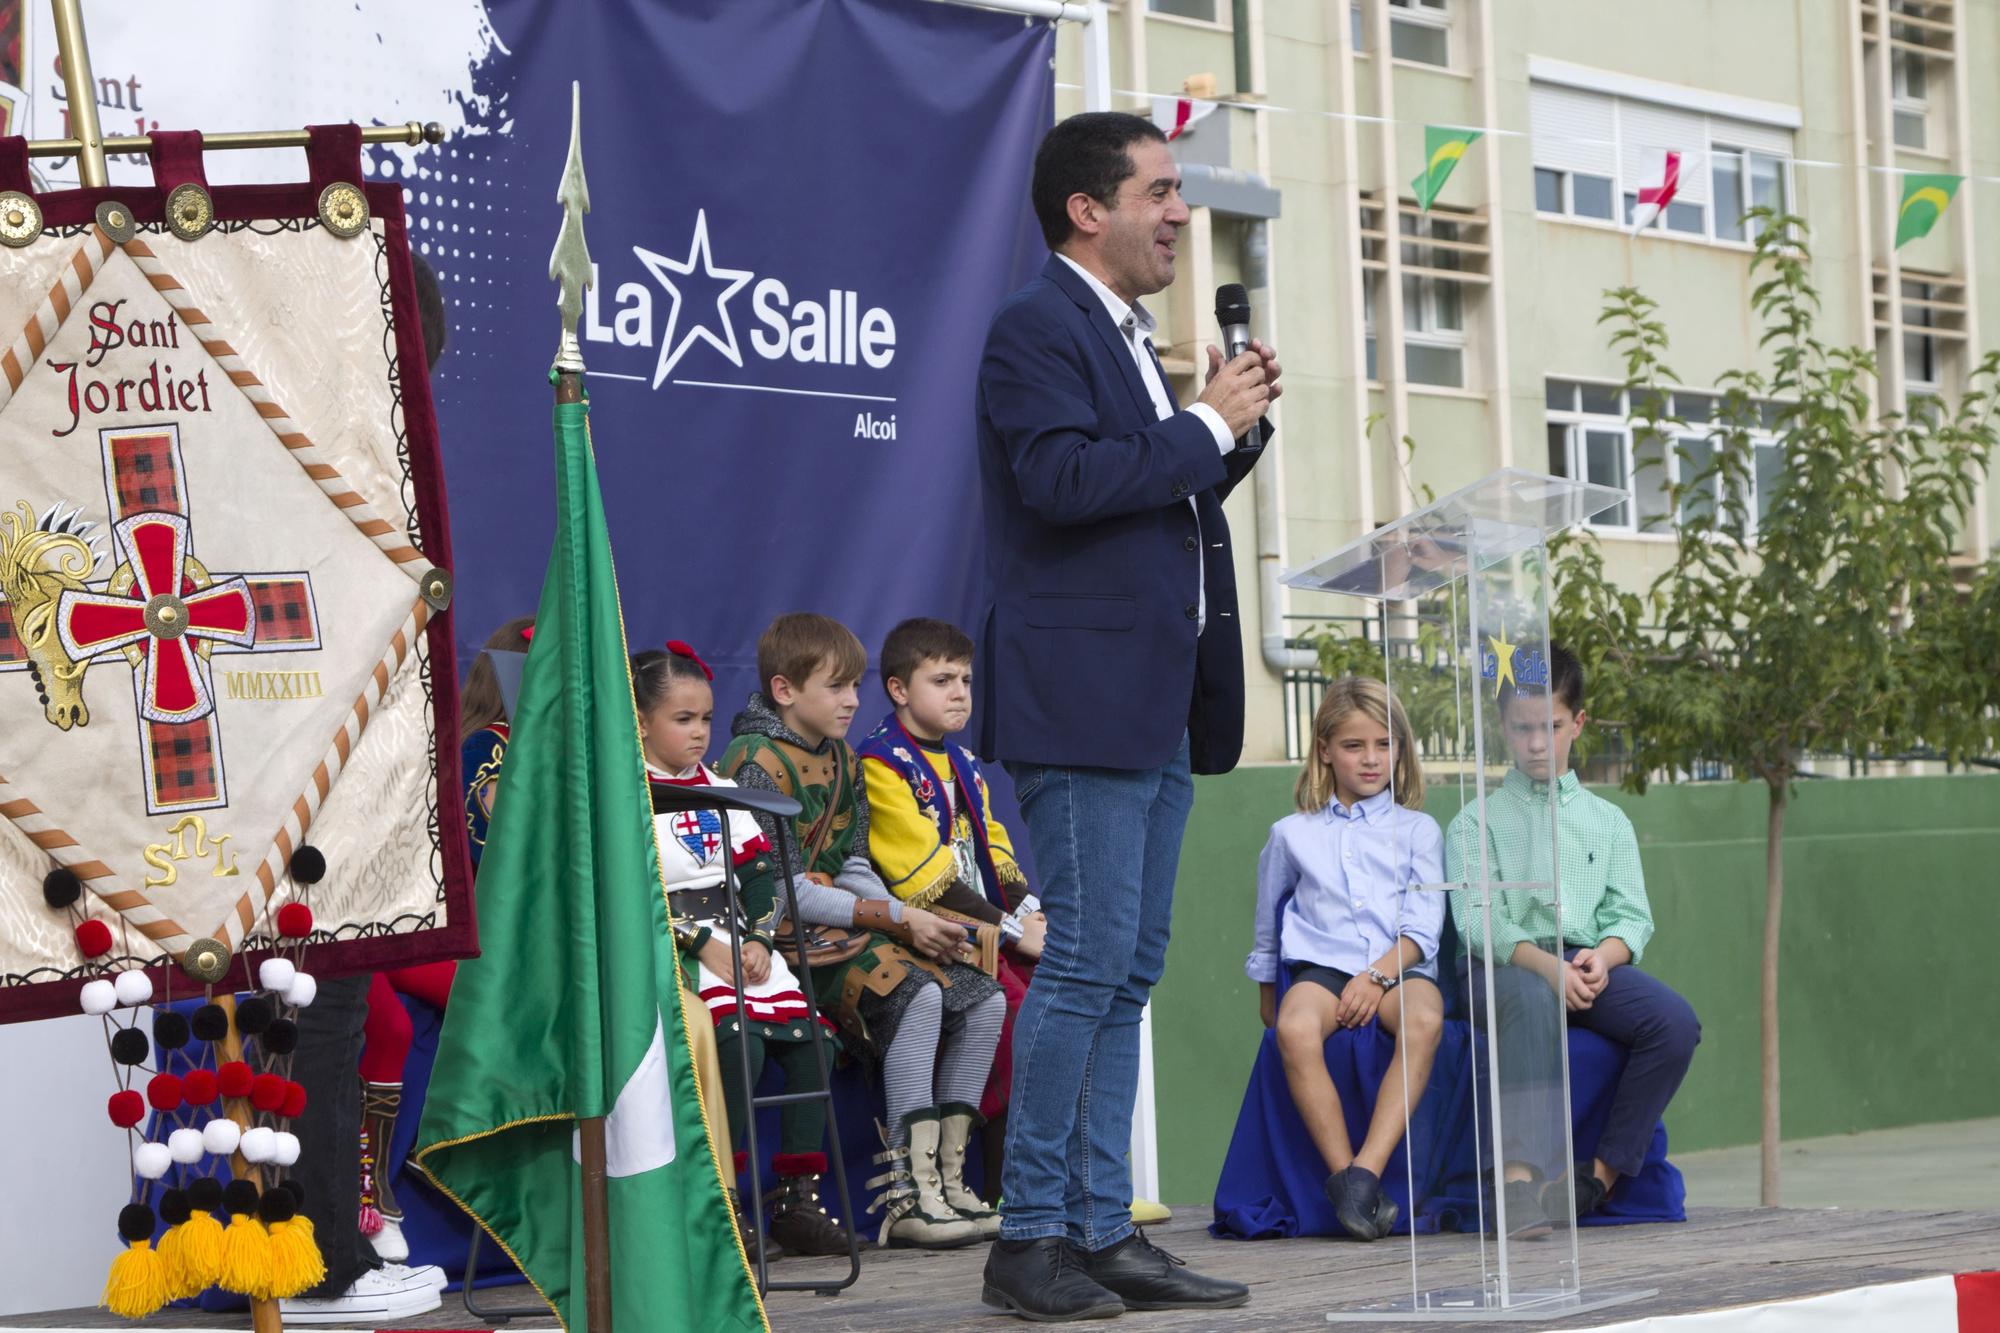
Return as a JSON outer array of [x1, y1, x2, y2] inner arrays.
[[1549, 213, 2000, 1205]]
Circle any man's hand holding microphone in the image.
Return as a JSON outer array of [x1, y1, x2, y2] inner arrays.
[[1197, 282, 1282, 442]]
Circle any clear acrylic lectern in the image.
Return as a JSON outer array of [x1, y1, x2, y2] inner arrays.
[[1284, 469, 1653, 1322]]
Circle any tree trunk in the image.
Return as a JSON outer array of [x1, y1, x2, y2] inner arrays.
[[1760, 779, 1787, 1207]]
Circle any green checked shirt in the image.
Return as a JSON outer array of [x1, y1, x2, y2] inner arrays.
[[1443, 769, 1655, 964]]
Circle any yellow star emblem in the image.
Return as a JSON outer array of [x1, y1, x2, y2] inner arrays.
[[1488, 632, 1518, 697]]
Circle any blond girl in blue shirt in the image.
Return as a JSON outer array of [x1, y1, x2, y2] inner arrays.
[[1249, 677, 1445, 1241]]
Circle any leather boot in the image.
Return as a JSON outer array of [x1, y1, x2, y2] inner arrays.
[[866, 1112, 980, 1249], [935, 1102, 1001, 1239], [728, 1153, 763, 1265], [360, 1080, 408, 1263], [764, 1153, 855, 1257]]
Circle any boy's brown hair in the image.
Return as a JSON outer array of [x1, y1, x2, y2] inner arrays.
[[758, 612, 868, 694], [879, 617, 975, 689]]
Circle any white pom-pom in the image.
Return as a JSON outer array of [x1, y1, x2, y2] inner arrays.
[[284, 971, 317, 1008], [134, 1141, 173, 1180], [168, 1127, 206, 1164], [258, 957, 296, 993], [272, 1131, 301, 1167], [113, 968, 154, 1007], [79, 978, 117, 1015], [239, 1126, 277, 1164], [201, 1118, 241, 1156]]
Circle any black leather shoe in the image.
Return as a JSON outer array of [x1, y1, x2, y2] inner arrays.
[[1078, 1229, 1250, 1311], [981, 1237, 1124, 1323], [1501, 1179, 1552, 1240], [1543, 1168, 1609, 1221], [1325, 1166, 1388, 1241]]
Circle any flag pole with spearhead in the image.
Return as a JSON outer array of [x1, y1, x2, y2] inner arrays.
[[547, 80, 614, 1333]]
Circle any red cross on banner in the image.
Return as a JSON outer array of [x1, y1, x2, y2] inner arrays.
[[36, 425, 322, 815]]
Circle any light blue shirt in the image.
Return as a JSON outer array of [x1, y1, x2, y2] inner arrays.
[[1247, 789, 1446, 983]]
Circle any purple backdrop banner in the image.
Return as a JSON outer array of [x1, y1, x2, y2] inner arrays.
[[423, 0, 1052, 726]]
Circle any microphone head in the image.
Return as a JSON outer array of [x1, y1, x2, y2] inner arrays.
[[1215, 282, 1252, 328]]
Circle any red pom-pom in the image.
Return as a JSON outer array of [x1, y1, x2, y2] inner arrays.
[[520, 624, 535, 643], [217, 1060, 253, 1098], [275, 903, 314, 938], [280, 1081, 307, 1119], [249, 1072, 286, 1112], [75, 919, 113, 958], [147, 1072, 184, 1112], [107, 1089, 144, 1128], [182, 1068, 219, 1105]]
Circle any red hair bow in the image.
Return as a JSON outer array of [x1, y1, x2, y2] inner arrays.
[[665, 639, 713, 680]]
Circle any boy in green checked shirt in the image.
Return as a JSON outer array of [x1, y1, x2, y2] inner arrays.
[[1446, 644, 1700, 1235]]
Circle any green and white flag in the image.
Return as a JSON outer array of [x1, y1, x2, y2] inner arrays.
[[1412, 126, 1482, 211], [414, 397, 764, 1333], [1895, 172, 1961, 249]]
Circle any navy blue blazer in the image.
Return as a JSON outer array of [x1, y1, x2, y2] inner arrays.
[[974, 255, 1267, 775]]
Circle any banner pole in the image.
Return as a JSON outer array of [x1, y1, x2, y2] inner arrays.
[[213, 993, 284, 1333], [548, 80, 613, 1333], [46, 0, 107, 187]]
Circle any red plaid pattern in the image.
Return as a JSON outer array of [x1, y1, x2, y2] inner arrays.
[[108, 433, 185, 518], [248, 579, 317, 645], [149, 720, 219, 805], [0, 602, 19, 664]]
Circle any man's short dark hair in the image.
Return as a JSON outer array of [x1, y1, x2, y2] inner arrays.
[[1499, 641, 1586, 716], [880, 617, 974, 689], [1031, 112, 1168, 251]]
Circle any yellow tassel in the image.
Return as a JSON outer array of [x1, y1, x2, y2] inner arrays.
[[172, 1209, 226, 1297], [263, 1218, 326, 1299], [218, 1212, 271, 1297], [154, 1222, 189, 1299], [292, 1210, 316, 1244], [101, 1239, 172, 1319]]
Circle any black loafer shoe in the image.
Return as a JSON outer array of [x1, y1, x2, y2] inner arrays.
[[1078, 1229, 1249, 1311], [1543, 1169, 1609, 1220], [981, 1237, 1124, 1323], [1372, 1187, 1400, 1238], [1325, 1166, 1387, 1241], [1501, 1179, 1552, 1240]]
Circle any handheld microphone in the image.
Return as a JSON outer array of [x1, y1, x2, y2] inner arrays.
[[1215, 283, 1253, 361]]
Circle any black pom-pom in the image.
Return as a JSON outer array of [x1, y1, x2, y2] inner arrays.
[[222, 1178, 259, 1215], [191, 1003, 229, 1042], [153, 1010, 191, 1051], [158, 1189, 191, 1226], [280, 1178, 306, 1207], [42, 866, 82, 910], [261, 1017, 298, 1055], [257, 1189, 296, 1224], [188, 1176, 224, 1212], [289, 845, 326, 885], [117, 1202, 155, 1242], [233, 996, 273, 1036], [109, 1026, 150, 1066]]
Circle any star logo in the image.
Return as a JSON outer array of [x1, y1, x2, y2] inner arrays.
[[633, 210, 753, 389], [1487, 632, 1518, 697]]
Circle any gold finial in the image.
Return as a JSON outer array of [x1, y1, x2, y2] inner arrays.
[[549, 81, 592, 377]]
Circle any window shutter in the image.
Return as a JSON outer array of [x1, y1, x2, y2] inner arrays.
[[1530, 82, 1616, 178], [1709, 113, 1793, 158]]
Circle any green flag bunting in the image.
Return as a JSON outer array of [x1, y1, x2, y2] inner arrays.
[[1895, 172, 1961, 248], [414, 398, 765, 1333], [1412, 126, 1482, 210]]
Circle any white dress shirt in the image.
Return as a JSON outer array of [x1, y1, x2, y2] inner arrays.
[[1057, 254, 1234, 632]]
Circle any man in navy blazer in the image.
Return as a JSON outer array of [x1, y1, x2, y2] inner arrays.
[[976, 112, 1278, 1322]]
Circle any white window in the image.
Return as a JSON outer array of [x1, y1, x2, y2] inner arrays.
[[1545, 380, 1788, 535], [1902, 279, 1941, 389], [1387, 0, 1450, 68], [1148, 0, 1223, 22], [1362, 271, 1378, 380], [1892, 50, 1929, 151], [1530, 81, 1796, 248], [1400, 214, 1466, 388]]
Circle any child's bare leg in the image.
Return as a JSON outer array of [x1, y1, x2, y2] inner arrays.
[[1353, 979, 1444, 1177], [1275, 982, 1353, 1176]]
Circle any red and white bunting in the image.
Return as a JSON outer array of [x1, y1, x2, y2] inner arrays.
[[1631, 147, 1683, 232], [1149, 95, 1218, 143]]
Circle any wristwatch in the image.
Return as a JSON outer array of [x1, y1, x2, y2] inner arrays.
[[1365, 966, 1400, 990]]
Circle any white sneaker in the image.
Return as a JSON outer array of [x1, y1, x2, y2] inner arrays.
[[379, 1259, 451, 1291], [279, 1266, 443, 1324], [366, 1214, 410, 1262]]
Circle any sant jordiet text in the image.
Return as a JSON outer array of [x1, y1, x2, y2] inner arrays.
[[45, 298, 213, 437]]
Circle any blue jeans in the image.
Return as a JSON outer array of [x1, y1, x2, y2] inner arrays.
[[999, 736, 1193, 1249]]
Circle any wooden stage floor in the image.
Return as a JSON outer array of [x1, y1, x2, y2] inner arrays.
[[13, 1206, 1998, 1330]]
